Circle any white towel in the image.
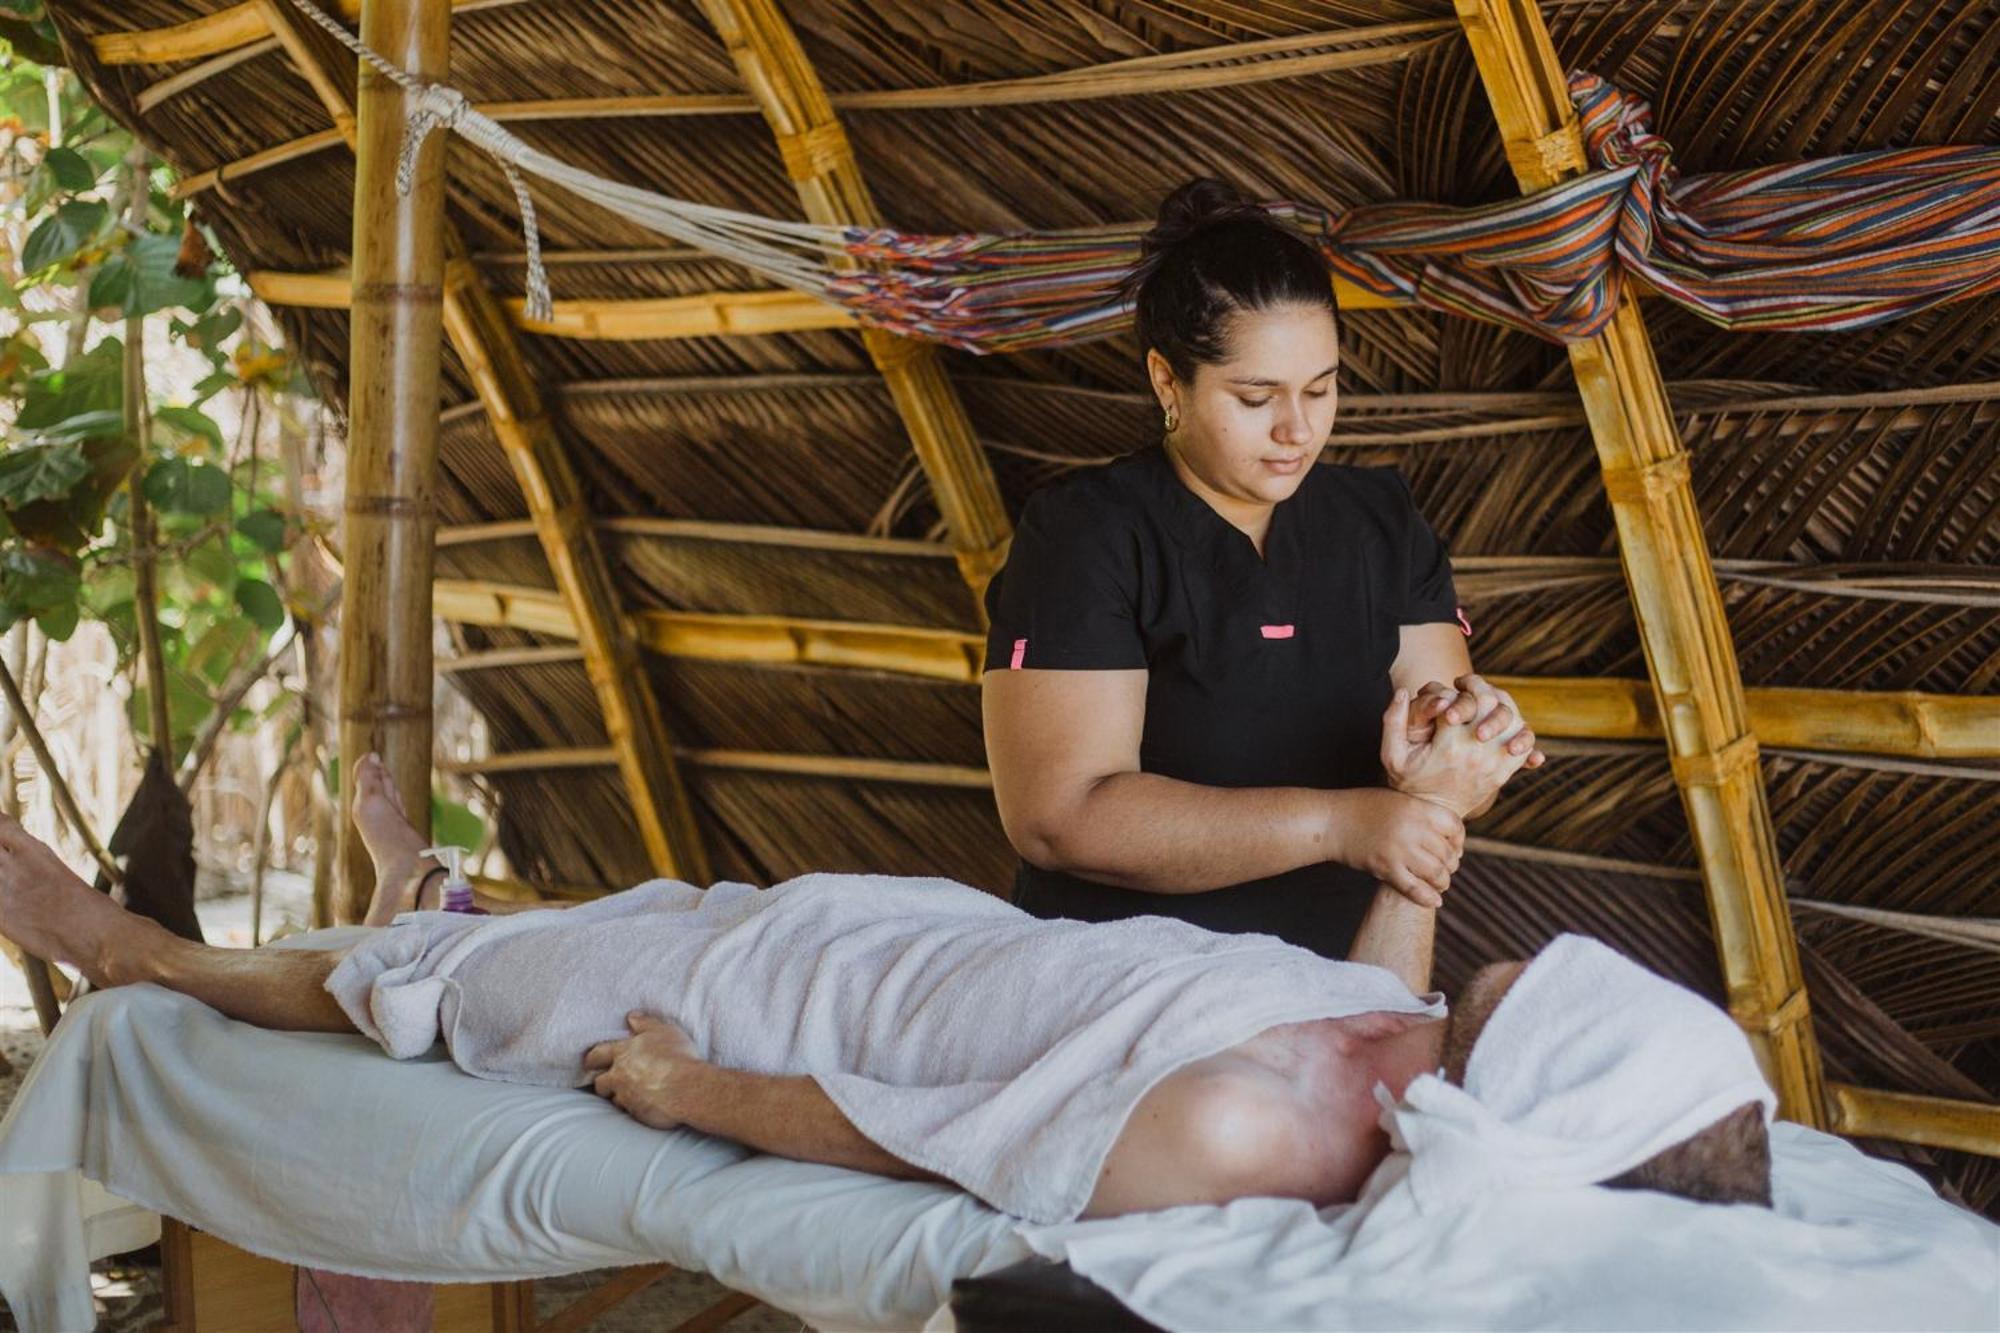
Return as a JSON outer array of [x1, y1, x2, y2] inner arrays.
[[324, 873, 1443, 1224], [1381, 933, 1776, 1213]]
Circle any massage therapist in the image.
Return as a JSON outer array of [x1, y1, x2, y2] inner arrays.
[[981, 180, 1544, 959]]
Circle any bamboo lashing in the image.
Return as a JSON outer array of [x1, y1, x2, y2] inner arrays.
[[1455, 0, 1825, 1125]]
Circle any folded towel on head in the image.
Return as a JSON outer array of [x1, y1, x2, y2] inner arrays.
[[1380, 933, 1776, 1212]]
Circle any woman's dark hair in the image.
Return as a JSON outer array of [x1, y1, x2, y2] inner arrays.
[[1129, 178, 1338, 382]]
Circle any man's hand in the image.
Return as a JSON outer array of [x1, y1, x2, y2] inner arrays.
[[1331, 788, 1464, 909], [1381, 688, 1531, 820], [584, 1012, 703, 1131], [1425, 673, 1545, 768]]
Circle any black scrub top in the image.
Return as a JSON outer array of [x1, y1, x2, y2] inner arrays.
[[982, 444, 1462, 958]]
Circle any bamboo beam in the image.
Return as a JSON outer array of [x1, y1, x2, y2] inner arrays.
[[1828, 1084, 2000, 1158], [261, 0, 711, 883], [92, 0, 487, 64], [437, 644, 585, 672], [429, 578, 1999, 761], [441, 516, 955, 559], [1495, 677, 2000, 761], [1455, 0, 1825, 1124], [121, 10, 1443, 105], [334, 0, 449, 924], [683, 749, 993, 788], [244, 270, 870, 331], [693, 0, 1013, 597], [438, 746, 620, 775]]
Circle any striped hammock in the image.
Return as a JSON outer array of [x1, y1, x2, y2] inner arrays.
[[286, 0, 2000, 351]]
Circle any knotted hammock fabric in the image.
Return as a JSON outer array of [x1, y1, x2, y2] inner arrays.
[[286, 0, 2000, 351]]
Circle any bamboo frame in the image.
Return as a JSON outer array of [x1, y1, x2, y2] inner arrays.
[[261, 0, 711, 883], [1455, 0, 1825, 1124], [428, 578, 1997, 759], [243, 270, 880, 331], [333, 0, 450, 924]]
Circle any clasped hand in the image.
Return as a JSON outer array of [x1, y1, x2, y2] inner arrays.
[[584, 1012, 704, 1130], [1347, 675, 1544, 909]]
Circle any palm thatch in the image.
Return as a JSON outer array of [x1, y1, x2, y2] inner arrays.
[[48, 0, 1998, 1207]]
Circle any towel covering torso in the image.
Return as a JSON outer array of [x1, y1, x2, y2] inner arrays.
[[326, 874, 1442, 1223]]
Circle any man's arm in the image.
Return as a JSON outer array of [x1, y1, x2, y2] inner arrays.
[[1347, 885, 1434, 994], [585, 1014, 941, 1182]]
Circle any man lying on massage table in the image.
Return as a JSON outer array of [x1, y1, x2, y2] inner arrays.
[[0, 709, 1772, 1228]]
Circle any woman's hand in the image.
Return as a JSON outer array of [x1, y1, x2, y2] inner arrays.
[[584, 1012, 703, 1131], [1381, 688, 1531, 818], [1331, 788, 1464, 909]]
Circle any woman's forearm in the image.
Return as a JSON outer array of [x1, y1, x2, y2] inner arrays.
[[666, 1062, 939, 1182], [1029, 773, 1373, 894]]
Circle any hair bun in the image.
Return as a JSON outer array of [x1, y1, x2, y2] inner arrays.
[[1141, 178, 1268, 258]]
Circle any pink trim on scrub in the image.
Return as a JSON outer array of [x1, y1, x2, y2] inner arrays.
[[1456, 607, 1474, 638], [1010, 638, 1027, 669], [1260, 625, 1295, 640]]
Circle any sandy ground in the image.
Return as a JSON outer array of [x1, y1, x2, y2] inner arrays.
[[0, 877, 802, 1332]]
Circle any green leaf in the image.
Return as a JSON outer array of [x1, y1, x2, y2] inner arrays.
[[429, 795, 485, 853], [34, 598, 78, 642], [234, 508, 287, 553], [28, 408, 123, 444], [0, 548, 79, 625], [185, 616, 255, 686], [142, 458, 231, 515], [86, 253, 133, 313], [0, 444, 89, 506], [181, 533, 237, 595], [16, 338, 121, 430], [153, 405, 225, 457], [126, 671, 212, 747], [235, 578, 284, 630], [180, 306, 242, 352], [43, 146, 95, 192], [20, 199, 108, 274], [124, 232, 212, 315]]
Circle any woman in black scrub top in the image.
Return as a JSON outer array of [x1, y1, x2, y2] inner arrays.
[[982, 180, 1545, 960]]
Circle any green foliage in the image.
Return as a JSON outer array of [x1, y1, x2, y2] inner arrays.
[[1, 57, 317, 769], [430, 794, 486, 853], [20, 198, 106, 274]]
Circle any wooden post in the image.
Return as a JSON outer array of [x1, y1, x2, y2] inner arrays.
[[693, 0, 1013, 602], [1453, 0, 1825, 1123], [335, 0, 450, 923]]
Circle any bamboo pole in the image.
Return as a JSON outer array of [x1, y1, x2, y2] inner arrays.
[[1454, 0, 1824, 1125], [1828, 1084, 1999, 1158], [260, 0, 711, 882], [244, 268, 1402, 320], [334, 0, 450, 924], [693, 0, 1014, 600]]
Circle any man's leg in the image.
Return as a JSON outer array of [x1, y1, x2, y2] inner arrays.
[[0, 756, 445, 1034]]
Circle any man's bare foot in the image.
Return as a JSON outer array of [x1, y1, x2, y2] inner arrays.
[[0, 812, 164, 988], [352, 753, 435, 927]]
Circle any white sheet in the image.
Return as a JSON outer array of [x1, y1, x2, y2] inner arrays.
[[1014, 1123, 2000, 1331], [0, 944, 1031, 1333], [4, 932, 1995, 1333]]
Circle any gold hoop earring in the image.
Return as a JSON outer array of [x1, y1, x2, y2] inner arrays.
[[1162, 405, 1179, 433]]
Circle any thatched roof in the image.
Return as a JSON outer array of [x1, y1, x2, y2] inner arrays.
[[48, 0, 1997, 1209]]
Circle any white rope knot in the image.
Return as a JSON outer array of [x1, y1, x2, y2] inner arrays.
[[396, 83, 468, 197]]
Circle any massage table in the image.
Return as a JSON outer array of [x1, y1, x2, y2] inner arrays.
[[3, 933, 1995, 1332]]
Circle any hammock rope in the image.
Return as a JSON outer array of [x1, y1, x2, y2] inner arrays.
[[284, 0, 2000, 349]]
